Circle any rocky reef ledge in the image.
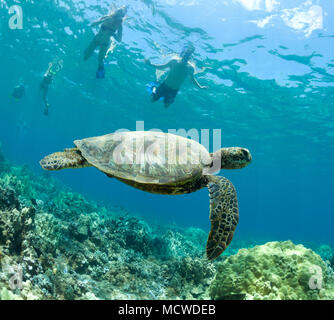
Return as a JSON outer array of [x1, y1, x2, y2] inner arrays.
[[0, 145, 333, 300], [0, 147, 215, 300]]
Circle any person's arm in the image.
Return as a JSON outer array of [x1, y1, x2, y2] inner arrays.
[[114, 24, 123, 42], [90, 15, 110, 27], [190, 66, 208, 89], [43, 62, 53, 77], [145, 59, 175, 70]]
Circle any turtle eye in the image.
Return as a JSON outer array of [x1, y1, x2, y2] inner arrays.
[[241, 149, 248, 157]]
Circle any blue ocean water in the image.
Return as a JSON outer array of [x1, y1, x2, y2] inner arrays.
[[0, 0, 333, 250]]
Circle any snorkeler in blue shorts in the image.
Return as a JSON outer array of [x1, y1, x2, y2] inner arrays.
[[145, 44, 208, 108]]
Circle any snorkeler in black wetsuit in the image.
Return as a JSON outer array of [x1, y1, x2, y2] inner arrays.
[[40, 60, 63, 116], [145, 45, 208, 108], [84, 5, 128, 79]]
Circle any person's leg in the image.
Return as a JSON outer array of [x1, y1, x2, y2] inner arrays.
[[42, 86, 49, 115], [84, 36, 99, 61], [98, 46, 108, 69], [151, 91, 161, 102], [152, 83, 166, 102], [163, 95, 173, 108], [163, 89, 177, 108], [41, 86, 48, 104], [151, 83, 163, 102], [98, 36, 111, 68], [43, 102, 50, 116]]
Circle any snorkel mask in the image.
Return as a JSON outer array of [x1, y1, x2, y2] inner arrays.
[[180, 44, 195, 62]]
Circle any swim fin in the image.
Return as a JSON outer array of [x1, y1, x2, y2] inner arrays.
[[96, 66, 105, 79], [146, 81, 159, 94]]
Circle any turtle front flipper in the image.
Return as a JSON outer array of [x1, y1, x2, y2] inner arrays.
[[206, 175, 239, 260], [40, 148, 91, 171]]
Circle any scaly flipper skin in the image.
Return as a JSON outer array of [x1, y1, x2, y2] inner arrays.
[[206, 175, 239, 260], [40, 148, 92, 171]]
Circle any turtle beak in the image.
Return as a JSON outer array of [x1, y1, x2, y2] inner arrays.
[[247, 152, 252, 163], [241, 148, 252, 167], [242, 148, 252, 164]]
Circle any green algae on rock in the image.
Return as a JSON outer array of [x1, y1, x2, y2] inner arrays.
[[209, 241, 334, 300]]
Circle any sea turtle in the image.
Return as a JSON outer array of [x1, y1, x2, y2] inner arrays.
[[40, 131, 252, 260]]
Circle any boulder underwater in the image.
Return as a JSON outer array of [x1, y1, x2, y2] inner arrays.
[[209, 241, 334, 300]]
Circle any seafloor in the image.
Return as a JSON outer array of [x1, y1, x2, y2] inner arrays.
[[0, 144, 333, 300]]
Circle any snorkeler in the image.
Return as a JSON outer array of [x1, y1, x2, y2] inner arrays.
[[11, 83, 25, 100], [84, 5, 128, 79], [40, 59, 63, 116], [145, 44, 208, 108]]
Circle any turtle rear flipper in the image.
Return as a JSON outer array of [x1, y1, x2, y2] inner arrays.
[[206, 176, 239, 260], [40, 148, 91, 171]]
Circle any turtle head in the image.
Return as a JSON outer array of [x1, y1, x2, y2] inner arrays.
[[211, 147, 252, 171], [39, 149, 90, 171]]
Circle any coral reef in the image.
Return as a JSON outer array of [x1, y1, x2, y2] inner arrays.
[[209, 241, 334, 300], [315, 244, 334, 262], [0, 143, 4, 163], [0, 148, 333, 300], [0, 155, 215, 300]]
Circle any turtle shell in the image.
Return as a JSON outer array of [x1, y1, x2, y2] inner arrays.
[[74, 131, 212, 185]]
